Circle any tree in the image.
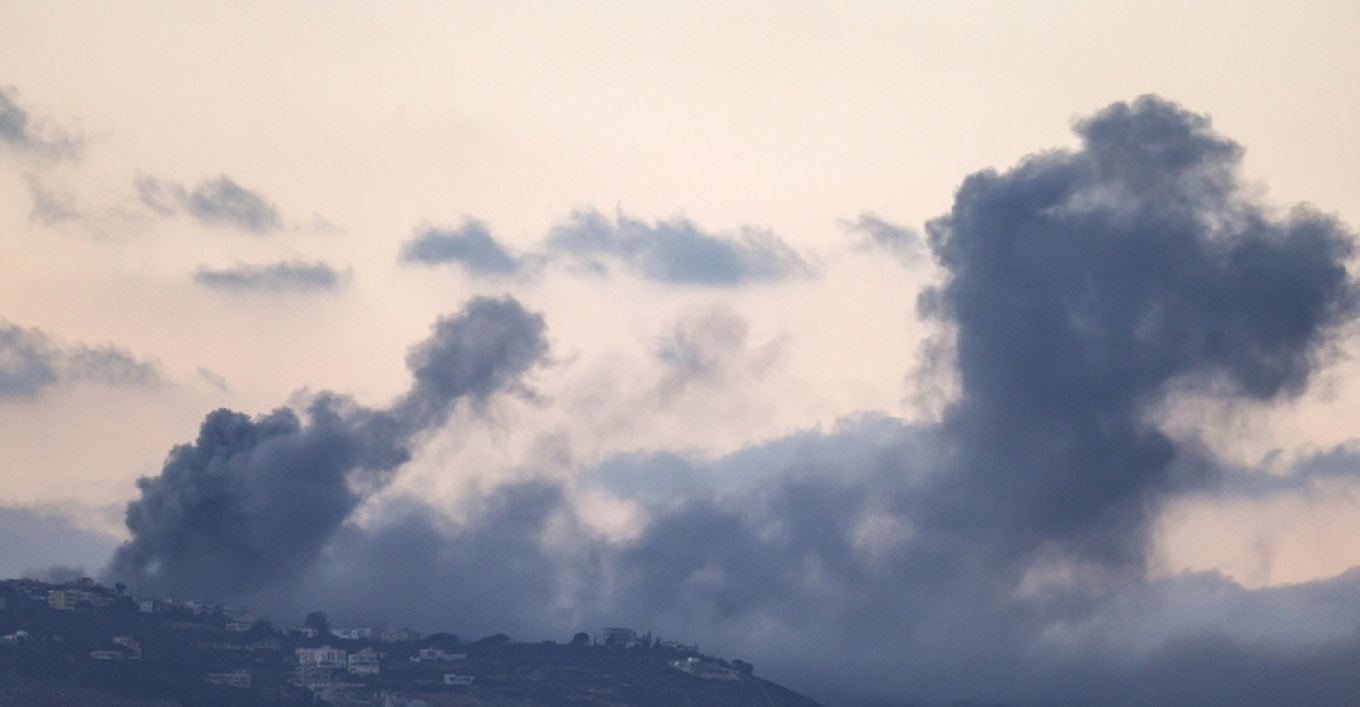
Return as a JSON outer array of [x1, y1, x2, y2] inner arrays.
[[303, 611, 330, 635], [732, 659, 754, 676], [571, 631, 590, 646]]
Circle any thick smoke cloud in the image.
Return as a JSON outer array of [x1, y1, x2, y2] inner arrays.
[[924, 95, 1355, 567], [0, 321, 161, 400], [107, 297, 548, 598], [194, 260, 348, 292], [136, 174, 281, 232], [106, 96, 1360, 706]]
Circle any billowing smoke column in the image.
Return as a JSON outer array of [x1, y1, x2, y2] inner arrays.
[[924, 95, 1356, 566], [104, 97, 1360, 706], [108, 296, 548, 597]]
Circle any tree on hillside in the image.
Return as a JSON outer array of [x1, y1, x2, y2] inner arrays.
[[304, 611, 330, 635]]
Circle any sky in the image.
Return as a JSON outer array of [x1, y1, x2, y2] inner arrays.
[[3, 2, 1360, 705]]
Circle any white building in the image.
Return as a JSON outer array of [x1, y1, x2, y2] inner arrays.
[[348, 647, 381, 676], [297, 645, 347, 669], [443, 674, 474, 686]]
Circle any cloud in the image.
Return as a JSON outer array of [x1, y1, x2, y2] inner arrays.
[[106, 296, 549, 598], [399, 210, 813, 286], [546, 209, 812, 285], [194, 260, 348, 292], [0, 321, 161, 400], [845, 211, 923, 265], [400, 220, 525, 276], [136, 174, 281, 233], [0, 85, 80, 159]]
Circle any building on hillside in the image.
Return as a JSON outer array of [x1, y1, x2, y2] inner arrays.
[[348, 647, 381, 675], [381, 627, 422, 643], [411, 647, 465, 662], [602, 627, 644, 648], [48, 589, 88, 611], [443, 674, 474, 686], [297, 645, 347, 669], [333, 626, 372, 640]]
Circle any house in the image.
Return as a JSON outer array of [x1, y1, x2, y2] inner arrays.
[[602, 627, 642, 648], [443, 674, 474, 686], [411, 647, 465, 662], [381, 627, 422, 643], [47, 589, 87, 611], [297, 645, 347, 669], [347, 647, 381, 676], [333, 626, 372, 640]]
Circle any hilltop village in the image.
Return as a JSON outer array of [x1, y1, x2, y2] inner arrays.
[[0, 576, 817, 706]]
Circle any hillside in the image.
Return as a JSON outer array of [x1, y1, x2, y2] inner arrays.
[[0, 577, 821, 707]]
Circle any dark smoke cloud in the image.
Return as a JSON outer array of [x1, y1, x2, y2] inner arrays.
[[194, 260, 348, 292], [400, 220, 526, 276], [923, 94, 1355, 566], [0, 321, 161, 400], [107, 297, 548, 598], [0, 85, 80, 159], [105, 96, 1360, 706], [136, 174, 280, 232]]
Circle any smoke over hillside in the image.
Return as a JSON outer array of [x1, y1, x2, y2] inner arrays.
[[108, 97, 1360, 706]]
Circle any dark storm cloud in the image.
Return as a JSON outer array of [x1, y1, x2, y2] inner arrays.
[[0, 321, 161, 399], [136, 174, 280, 232], [0, 86, 80, 159], [106, 297, 548, 597], [845, 210, 923, 264], [194, 260, 348, 292], [546, 209, 812, 285], [400, 220, 525, 276]]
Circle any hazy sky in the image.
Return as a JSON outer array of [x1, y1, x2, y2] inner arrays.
[[3, 3, 1360, 705]]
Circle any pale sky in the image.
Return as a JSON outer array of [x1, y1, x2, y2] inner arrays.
[[3, 3, 1360, 704]]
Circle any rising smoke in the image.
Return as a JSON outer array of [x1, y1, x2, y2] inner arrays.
[[108, 297, 548, 598], [109, 97, 1360, 706]]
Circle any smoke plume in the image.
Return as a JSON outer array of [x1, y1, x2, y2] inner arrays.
[[107, 296, 548, 597]]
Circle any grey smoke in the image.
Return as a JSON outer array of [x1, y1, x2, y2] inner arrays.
[[106, 96, 1360, 706], [0, 85, 80, 159], [400, 220, 525, 276], [107, 296, 548, 598], [194, 260, 348, 292], [25, 175, 80, 224], [136, 174, 281, 232], [0, 321, 161, 400], [0, 506, 118, 581], [846, 210, 923, 265]]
